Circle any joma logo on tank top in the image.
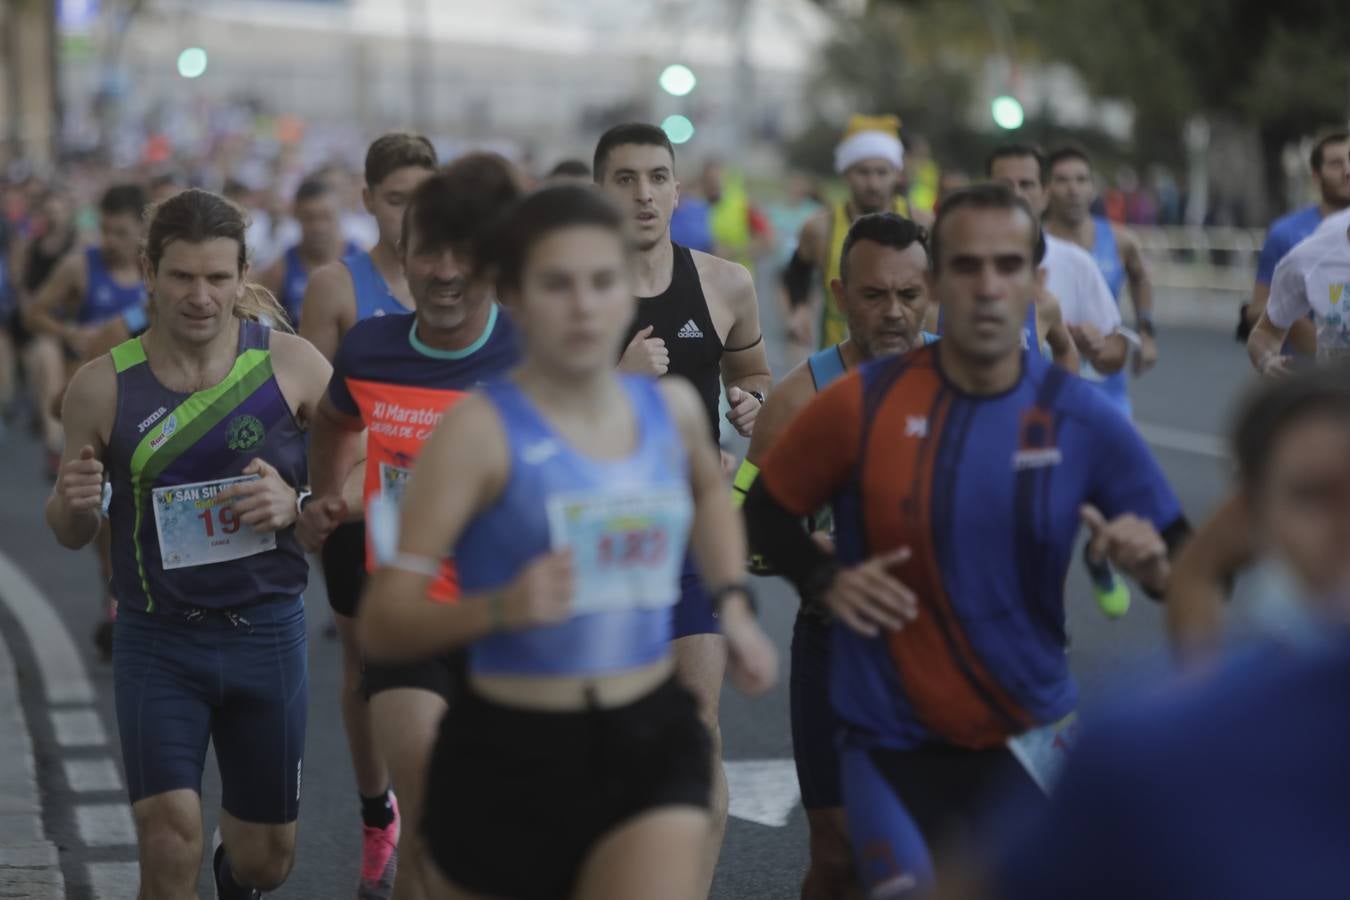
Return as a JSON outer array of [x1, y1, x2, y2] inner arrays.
[[137, 406, 169, 433]]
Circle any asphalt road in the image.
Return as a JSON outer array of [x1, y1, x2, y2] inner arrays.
[[0, 312, 1255, 899]]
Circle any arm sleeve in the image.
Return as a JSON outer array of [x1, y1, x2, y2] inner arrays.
[[744, 478, 838, 597], [747, 373, 863, 598], [326, 331, 360, 418], [1264, 254, 1310, 330]]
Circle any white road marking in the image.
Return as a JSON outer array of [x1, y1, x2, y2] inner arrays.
[[50, 709, 107, 748], [1136, 421, 1228, 460], [74, 803, 136, 848], [0, 549, 94, 704], [87, 861, 139, 900], [725, 758, 800, 828], [63, 758, 123, 793]]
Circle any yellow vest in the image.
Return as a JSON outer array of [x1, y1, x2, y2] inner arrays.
[[710, 172, 753, 270], [819, 197, 911, 349]]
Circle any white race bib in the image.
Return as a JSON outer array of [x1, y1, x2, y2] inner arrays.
[[367, 464, 414, 567], [1007, 711, 1080, 794], [378, 462, 413, 507], [152, 475, 276, 570], [546, 486, 692, 615]]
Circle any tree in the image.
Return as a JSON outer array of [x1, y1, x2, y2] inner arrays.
[[787, 3, 980, 174], [1026, 0, 1350, 218]]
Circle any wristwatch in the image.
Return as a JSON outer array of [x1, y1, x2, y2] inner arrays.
[[295, 489, 313, 518], [1136, 314, 1156, 338]]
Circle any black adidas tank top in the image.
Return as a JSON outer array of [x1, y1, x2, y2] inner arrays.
[[623, 243, 724, 442]]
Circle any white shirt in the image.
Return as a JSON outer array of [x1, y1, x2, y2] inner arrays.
[[1313, 206, 1350, 237], [1267, 215, 1350, 360], [1040, 235, 1122, 333]]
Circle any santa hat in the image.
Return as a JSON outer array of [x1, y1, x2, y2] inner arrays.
[[834, 114, 904, 175]]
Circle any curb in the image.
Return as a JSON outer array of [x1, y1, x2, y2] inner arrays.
[[0, 632, 65, 899]]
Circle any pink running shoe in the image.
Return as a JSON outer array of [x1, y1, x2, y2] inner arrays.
[[358, 792, 400, 900]]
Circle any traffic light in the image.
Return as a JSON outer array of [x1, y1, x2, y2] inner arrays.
[[991, 95, 1024, 130], [659, 64, 697, 97], [661, 115, 695, 145], [177, 47, 208, 79]]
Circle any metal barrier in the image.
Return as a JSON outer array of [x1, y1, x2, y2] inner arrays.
[[1133, 226, 1266, 295]]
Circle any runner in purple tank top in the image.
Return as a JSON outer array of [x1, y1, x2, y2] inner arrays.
[[46, 188, 332, 900]]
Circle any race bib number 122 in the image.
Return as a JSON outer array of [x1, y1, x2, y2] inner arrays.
[[546, 487, 692, 615]]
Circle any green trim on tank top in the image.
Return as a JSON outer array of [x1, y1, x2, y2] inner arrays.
[[407, 302, 498, 360], [111, 337, 148, 373], [125, 343, 274, 611]]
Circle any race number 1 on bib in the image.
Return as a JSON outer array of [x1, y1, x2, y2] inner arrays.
[[546, 487, 692, 615], [152, 474, 276, 570]]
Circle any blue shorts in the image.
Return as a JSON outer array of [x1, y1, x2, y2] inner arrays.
[[842, 742, 1043, 897], [790, 611, 841, 809], [113, 597, 308, 824], [671, 553, 719, 639]]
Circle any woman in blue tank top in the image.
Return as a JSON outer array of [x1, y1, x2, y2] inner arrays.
[[359, 185, 778, 900]]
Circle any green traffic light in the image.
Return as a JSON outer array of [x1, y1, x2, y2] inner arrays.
[[661, 115, 695, 145], [992, 95, 1024, 130], [659, 64, 697, 97], [177, 47, 208, 79]]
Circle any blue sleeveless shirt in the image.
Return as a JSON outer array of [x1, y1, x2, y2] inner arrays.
[[78, 247, 145, 325], [456, 376, 692, 676], [1086, 217, 1131, 415], [342, 248, 409, 321], [106, 320, 309, 614], [280, 241, 359, 327], [807, 333, 939, 390]]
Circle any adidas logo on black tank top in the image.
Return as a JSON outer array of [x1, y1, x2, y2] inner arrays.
[[677, 319, 704, 339]]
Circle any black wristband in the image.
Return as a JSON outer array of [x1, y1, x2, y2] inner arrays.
[[711, 583, 758, 616]]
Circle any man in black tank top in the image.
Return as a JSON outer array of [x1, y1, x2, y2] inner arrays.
[[595, 122, 772, 894]]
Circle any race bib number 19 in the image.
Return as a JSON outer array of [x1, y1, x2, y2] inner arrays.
[[546, 487, 692, 615], [152, 475, 276, 570]]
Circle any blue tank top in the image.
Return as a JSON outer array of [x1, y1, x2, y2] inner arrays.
[[106, 320, 309, 614], [342, 249, 409, 321], [1087, 217, 1131, 415], [807, 333, 939, 390], [280, 241, 359, 328], [78, 247, 145, 325], [457, 376, 691, 676], [1091, 217, 1127, 299]]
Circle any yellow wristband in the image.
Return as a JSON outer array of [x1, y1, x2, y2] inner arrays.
[[731, 459, 760, 508]]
